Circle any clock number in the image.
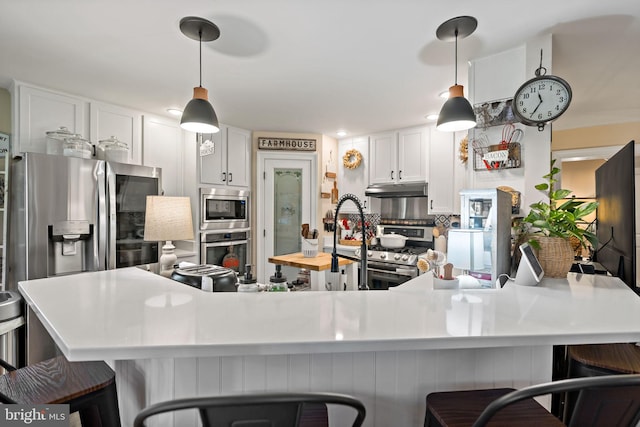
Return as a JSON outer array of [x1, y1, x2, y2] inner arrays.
[[529, 87, 537, 94], [556, 89, 562, 96], [538, 83, 546, 91], [547, 111, 552, 117], [559, 96, 564, 103], [522, 93, 530, 100]]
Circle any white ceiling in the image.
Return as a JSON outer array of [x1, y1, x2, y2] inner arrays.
[[1, 0, 639, 137]]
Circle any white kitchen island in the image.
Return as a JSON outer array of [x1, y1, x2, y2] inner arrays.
[[19, 267, 640, 426]]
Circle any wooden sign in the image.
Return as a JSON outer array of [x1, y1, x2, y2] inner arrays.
[[258, 137, 316, 151]]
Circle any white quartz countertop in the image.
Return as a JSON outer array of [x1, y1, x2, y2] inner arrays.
[[19, 267, 640, 361]]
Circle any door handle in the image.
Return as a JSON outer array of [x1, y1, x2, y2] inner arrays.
[[399, 170, 402, 180], [228, 172, 233, 182], [390, 170, 394, 180], [222, 172, 226, 182], [430, 200, 433, 210]]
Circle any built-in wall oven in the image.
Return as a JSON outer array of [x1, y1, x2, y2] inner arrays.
[[201, 188, 249, 230], [200, 188, 250, 277], [201, 229, 250, 278]]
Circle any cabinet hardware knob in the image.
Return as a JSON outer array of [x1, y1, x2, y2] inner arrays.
[[399, 170, 402, 180], [228, 172, 233, 182], [222, 172, 226, 182], [430, 200, 433, 210], [391, 171, 394, 180]]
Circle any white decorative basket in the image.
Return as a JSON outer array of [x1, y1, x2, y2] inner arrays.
[[301, 238, 319, 258]]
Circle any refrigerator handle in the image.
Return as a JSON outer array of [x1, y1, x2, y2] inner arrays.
[[99, 162, 111, 270]]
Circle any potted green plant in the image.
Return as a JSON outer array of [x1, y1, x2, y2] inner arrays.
[[523, 159, 599, 278]]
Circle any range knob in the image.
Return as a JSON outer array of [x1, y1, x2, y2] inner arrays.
[[379, 253, 387, 259], [394, 253, 402, 260], [402, 254, 410, 261], [367, 251, 373, 257], [354, 248, 361, 257]]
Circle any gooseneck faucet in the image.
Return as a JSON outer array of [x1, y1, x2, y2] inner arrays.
[[332, 194, 369, 290]]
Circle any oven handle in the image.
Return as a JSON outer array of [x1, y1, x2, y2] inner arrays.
[[202, 239, 249, 248], [367, 266, 416, 278]]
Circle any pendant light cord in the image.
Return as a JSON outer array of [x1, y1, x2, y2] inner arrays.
[[454, 28, 459, 85], [199, 29, 203, 88]]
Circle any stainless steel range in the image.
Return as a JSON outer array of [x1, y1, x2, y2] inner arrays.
[[355, 223, 434, 290]]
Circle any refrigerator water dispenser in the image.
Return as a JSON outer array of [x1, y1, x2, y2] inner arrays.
[[48, 220, 93, 276]]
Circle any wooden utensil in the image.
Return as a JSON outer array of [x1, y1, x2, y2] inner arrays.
[[443, 263, 454, 280]]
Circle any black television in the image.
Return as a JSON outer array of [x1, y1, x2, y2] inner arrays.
[[594, 140, 636, 289]]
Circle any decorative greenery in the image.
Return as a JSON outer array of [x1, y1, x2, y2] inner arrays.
[[524, 159, 599, 249]]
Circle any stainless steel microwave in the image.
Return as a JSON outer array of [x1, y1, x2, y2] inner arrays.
[[200, 188, 250, 230]]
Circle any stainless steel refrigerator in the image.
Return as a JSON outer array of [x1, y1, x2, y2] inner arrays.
[[6, 152, 162, 365]]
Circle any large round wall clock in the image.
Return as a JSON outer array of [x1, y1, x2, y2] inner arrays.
[[513, 72, 572, 131]]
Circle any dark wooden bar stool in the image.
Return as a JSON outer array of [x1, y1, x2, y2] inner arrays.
[[0, 355, 121, 427], [425, 387, 563, 426], [563, 343, 640, 423]]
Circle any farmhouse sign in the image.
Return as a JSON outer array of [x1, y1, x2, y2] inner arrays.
[[258, 137, 316, 151]]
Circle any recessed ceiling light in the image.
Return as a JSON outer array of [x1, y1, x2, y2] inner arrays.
[[439, 90, 449, 99], [337, 130, 348, 137], [167, 108, 183, 116], [425, 114, 439, 121]]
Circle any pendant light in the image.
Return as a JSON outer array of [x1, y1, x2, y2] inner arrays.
[[179, 16, 220, 134], [436, 16, 477, 132]]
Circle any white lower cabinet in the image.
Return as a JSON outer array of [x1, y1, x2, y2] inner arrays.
[[338, 136, 370, 213], [200, 125, 251, 188]]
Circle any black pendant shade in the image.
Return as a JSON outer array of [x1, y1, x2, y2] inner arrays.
[[181, 87, 220, 133], [436, 16, 478, 132], [436, 85, 476, 132], [179, 16, 221, 134]]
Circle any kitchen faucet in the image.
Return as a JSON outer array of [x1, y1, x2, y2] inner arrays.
[[332, 194, 369, 290]]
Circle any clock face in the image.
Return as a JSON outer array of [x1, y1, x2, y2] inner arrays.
[[513, 76, 572, 125]]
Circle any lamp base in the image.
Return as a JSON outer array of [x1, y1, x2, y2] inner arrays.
[[159, 241, 178, 278]]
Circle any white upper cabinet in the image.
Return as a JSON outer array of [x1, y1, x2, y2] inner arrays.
[[12, 82, 142, 163], [200, 125, 251, 188], [338, 136, 370, 213], [14, 83, 88, 156], [368, 131, 397, 184], [142, 115, 184, 197], [428, 127, 455, 214], [369, 127, 428, 184], [90, 101, 143, 165]]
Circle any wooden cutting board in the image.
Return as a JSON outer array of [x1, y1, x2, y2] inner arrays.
[[268, 252, 354, 271]]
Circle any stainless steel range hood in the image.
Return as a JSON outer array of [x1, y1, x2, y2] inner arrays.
[[365, 182, 428, 198]]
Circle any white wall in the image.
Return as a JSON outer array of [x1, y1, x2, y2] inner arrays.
[[467, 35, 553, 214]]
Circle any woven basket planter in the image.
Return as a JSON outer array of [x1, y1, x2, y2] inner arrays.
[[531, 236, 574, 278]]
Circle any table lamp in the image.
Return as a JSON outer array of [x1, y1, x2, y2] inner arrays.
[[144, 196, 194, 277]]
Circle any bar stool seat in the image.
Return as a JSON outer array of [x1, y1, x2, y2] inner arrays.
[[568, 343, 640, 375], [0, 355, 121, 427], [425, 388, 564, 427]]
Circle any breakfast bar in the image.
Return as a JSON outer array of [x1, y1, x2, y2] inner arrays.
[[18, 267, 640, 426]]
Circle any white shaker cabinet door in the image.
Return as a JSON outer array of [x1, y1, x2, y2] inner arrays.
[[428, 127, 455, 214], [15, 84, 88, 156], [143, 115, 183, 196], [225, 126, 251, 188], [397, 126, 428, 182], [90, 101, 143, 165], [369, 131, 397, 184], [200, 129, 226, 185]]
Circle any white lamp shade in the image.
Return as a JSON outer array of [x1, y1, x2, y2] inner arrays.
[[447, 229, 484, 271], [144, 196, 195, 242]]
